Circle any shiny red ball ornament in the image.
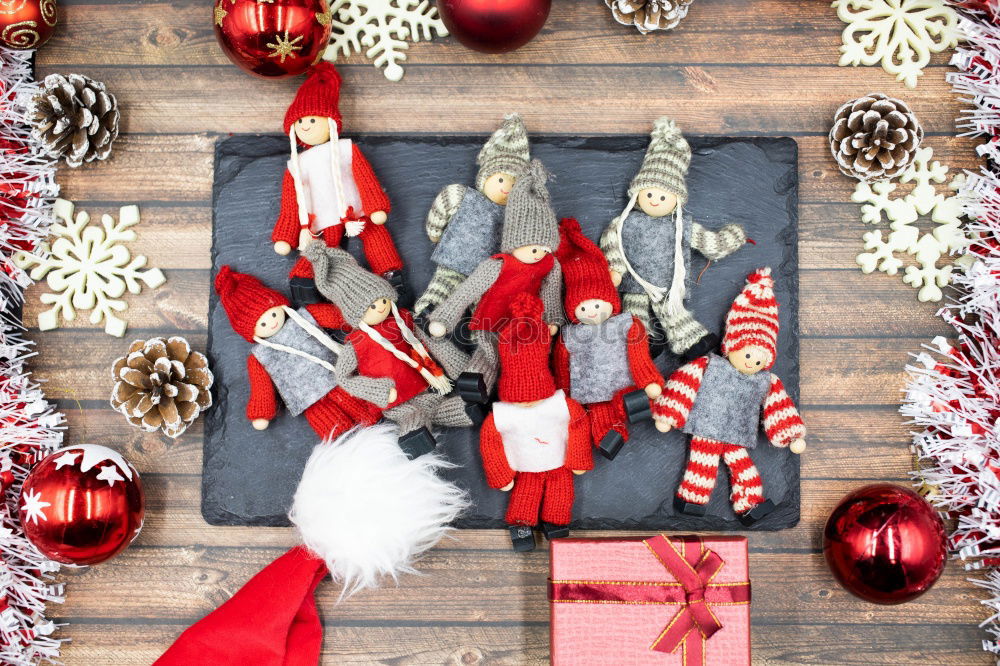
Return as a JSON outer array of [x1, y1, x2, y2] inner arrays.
[[19, 444, 144, 566], [823, 483, 947, 604], [213, 0, 332, 78], [438, 0, 551, 53], [0, 0, 57, 50]]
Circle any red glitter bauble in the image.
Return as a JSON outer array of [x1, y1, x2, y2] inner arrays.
[[437, 0, 551, 54], [0, 0, 57, 50]]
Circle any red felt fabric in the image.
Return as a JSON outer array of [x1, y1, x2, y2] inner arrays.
[[346, 309, 427, 408], [470, 253, 555, 332]]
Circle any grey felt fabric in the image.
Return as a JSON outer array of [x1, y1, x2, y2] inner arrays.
[[430, 188, 504, 275], [205, 133, 800, 532], [684, 353, 771, 448], [563, 313, 634, 404], [250, 308, 337, 416], [618, 209, 693, 295]]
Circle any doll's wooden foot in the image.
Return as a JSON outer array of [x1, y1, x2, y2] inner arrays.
[[509, 525, 536, 552], [673, 495, 707, 517], [456, 372, 489, 404], [597, 430, 625, 460], [398, 427, 436, 459], [623, 389, 651, 424], [541, 522, 570, 540], [738, 499, 775, 526], [681, 333, 718, 362], [289, 277, 321, 308]]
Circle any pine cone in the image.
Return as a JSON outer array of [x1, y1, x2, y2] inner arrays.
[[829, 93, 924, 182], [110, 337, 213, 439], [605, 0, 694, 34], [28, 73, 120, 168]]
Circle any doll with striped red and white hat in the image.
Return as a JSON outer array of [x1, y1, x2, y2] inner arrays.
[[271, 63, 405, 304], [651, 267, 806, 525]]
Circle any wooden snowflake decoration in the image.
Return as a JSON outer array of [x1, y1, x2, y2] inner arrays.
[[832, 0, 960, 88], [323, 0, 448, 81], [12, 199, 166, 337]]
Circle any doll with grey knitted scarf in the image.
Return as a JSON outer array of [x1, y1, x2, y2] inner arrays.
[[306, 244, 478, 459], [414, 114, 531, 316], [600, 117, 749, 360], [427, 159, 565, 405]]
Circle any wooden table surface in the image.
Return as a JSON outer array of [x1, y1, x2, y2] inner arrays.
[[30, 0, 988, 663]]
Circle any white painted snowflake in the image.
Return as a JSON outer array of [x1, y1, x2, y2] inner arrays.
[[832, 0, 960, 88], [323, 0, 448, 81], [12, 199, 166, 337], [853, 146, 969, 302]]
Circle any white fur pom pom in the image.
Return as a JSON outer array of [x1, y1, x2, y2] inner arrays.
[[289, 423, 468, 599]]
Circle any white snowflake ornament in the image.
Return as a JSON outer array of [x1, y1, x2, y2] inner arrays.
[[324, 0, 448, 81], [12, 199, 166, 337], [832, 0, 960, 88]]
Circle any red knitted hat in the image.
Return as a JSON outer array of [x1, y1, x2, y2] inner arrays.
[[556, 217, 620, 323], [214, 265, 289, 342], [721, 267, 779, 369], [283, 62, 343, 135], [497, 293, 557, 403]]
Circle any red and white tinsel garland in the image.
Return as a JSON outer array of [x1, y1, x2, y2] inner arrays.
[[0, 48, 65, 663], [904, 3, 1000, 658]]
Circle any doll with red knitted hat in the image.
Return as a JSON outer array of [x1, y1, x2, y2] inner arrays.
[[652, 267, 806, 525], [213, 266, 382, 441], [480, 293, 593, 552], [552, 218, 664, 461], [272, 62, 404, 304]]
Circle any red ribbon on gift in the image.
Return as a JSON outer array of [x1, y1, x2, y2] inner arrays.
[[548, 535, 750, 665]]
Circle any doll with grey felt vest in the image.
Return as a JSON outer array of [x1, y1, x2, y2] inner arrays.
[[415, 114, 531, 316], [600, 116, 749, 360], [651, 268, 806, 525]]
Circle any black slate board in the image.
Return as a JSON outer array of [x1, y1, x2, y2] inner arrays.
[[205, 133, 800, 531]]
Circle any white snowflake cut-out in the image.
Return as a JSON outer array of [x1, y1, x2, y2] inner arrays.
[[324, 0, 448, 81], [21, 489, 50, 525], [12, 199, 166, 337], [832, 0, 960, 88]]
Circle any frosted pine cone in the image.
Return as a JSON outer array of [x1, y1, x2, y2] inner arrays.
[[829, 93, 924, 182], [605, 0, 694, 34], [29, 73, 120, 168], [111, 337, 213, 438]]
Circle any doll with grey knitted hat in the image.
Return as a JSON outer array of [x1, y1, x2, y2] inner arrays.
[[600, 117, 749, 359], [427, 159, 565, 405], [415, 114, 531, 315], [305, 245, 477, 458]]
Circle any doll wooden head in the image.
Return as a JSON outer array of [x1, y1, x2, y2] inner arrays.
[[481, 172, 516, 205], [254, 306, 287, 339], [361, 297, 393, 326], [635, 187, 678, 217], [293, 115, 331, 146]]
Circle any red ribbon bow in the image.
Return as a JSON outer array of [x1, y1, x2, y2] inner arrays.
[[548, 535, 750, 665]]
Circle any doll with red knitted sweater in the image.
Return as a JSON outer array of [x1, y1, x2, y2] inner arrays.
[[480, 293, 593, 552], [214, 266, 382, 441], [652, 267, 806, 525], [272, 63, 404, 304], [552, 218, 664, 461]]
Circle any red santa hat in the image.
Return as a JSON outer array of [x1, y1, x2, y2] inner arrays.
[[214, 265, 289, 343], [556, 217, 621, 323], [283, 62, 343, 134], [721, 267, 779, 369], [497, 293, 557, 403]]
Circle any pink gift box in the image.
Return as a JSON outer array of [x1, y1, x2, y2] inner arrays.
[[549, 535, 751, 665]]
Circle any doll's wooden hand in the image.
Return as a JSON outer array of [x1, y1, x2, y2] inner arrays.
[[251, 418, 270, 431], [274, 241, 292, 256], [428, 321, 447, 338], [653, 417, 673, 433], [572, 470, 586, 476], [298, 228, 313, 250], [370, 211, 387, 225], [610, 270, 622, 287], [500, 481, 514, 492], [387, 387, 398, 404], [548, 324, 559, 336], [644, 383, 662, 399], [789, 438, 806, 454]]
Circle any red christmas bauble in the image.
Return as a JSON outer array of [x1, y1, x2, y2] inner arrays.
[[438, 0, 551, 53], [19, 444, 144, 566], [213, 0, 332, 78], [823, 483, 947, 604], [0, 0, 57, 50]]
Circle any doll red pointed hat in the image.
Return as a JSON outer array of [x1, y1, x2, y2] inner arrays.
[[721, 267, 779, 368], [283, 62, 343, 134], [556, 217, 621, 323], [497, 293, 557, 403], [214, 265, 289, 342]]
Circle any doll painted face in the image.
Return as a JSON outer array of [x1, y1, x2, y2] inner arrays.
[[362, 297, 393, 326], [637, 187, 678, 217], [294, 115, 331, 146], [574, 299, 613, 325], [727, 346, 772, 375], [255, 306, 286, 339], [511, 244, 551, 264], [482, 172, 516, 205]]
